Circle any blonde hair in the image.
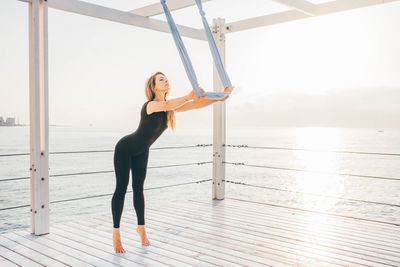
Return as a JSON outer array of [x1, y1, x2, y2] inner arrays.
[[145, 72, 176, 132]]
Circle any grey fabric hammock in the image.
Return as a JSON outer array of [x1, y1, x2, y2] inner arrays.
[[160, 0, 232, 100]]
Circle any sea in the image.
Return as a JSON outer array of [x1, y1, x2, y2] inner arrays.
[[0, 126, 399, 233]]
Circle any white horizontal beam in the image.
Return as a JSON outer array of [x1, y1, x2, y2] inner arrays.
[[18, 0, 206, 41], [226, 0, 400, 33], [271, 0, 316, 16], [130, 0, 211, 17], [315, 0, 398, 15], [226, 10, 308, 33]]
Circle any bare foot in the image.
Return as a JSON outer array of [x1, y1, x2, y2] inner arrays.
[[136, 225, 151, 246], [113, 228, 126, 253]]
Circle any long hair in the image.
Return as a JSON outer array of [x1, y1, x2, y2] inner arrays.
[[144, 72, 176, 131]]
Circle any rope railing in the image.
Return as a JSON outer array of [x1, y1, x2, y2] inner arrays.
[[0, 178, 213, 212], [2, 160, 397, 182], [2, 176, 399, 211], [0, 144, 213, 157], [223, 144, 400, 156], [2, 175, 399, 223], [1, 143, 399, 157], [223, 161, 400, 181], [1, 144, 399, 226], [224, 179, 400, 208], [0, 161, 213, 182]]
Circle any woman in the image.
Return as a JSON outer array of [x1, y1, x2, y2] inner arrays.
[[111, 71, 234, 252]]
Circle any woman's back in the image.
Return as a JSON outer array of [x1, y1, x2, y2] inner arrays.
[[115, 100, 168, 156], [135, 100, 168, 145]]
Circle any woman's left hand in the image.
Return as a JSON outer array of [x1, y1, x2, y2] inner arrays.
[[219, 86, 234, 102]]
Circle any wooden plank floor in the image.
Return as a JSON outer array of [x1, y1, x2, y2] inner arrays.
[[1, 197, 399, 266]]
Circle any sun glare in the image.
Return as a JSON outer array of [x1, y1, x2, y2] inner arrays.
[[292, 127, 346, 239], [293, 127, 345, 211]]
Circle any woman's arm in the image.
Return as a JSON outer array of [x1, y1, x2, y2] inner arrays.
[[147, 95, 190, 114], [147, 88, 205, 114], [174, 86, 233, 112], [174, 98, 218, 112]]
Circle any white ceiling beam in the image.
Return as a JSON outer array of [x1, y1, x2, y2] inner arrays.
[[18, 0, 206, 41], [226, 0, 400, 33], [129, 0, 211, 17], [315, 0, 398, 15], [271, 0, 316, 16], [226, 10, 308, 33]]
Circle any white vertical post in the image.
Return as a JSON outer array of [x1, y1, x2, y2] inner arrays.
[[29, 0, 49, 235], [212, 18, 226, 200]]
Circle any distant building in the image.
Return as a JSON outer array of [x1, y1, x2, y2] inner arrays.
[[0, 117, 16, 126], [6, 118, 16, 126]]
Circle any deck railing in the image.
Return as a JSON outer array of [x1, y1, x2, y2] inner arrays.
[[1, 144, 399, 226]]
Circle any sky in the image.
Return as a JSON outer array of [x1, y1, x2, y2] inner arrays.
[[1, 0, 400, 130]]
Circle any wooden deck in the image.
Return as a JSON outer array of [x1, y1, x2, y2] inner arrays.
[[0, 197, 399, 267]]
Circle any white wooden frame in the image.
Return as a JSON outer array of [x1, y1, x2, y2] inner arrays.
[[212, 18, 226, 200], [129, 0, 211, 17], [226, 0, 399, 33], [17, 0, 397, 234], [19, 0, 207, 40], [271, 0, 316, 16], [29, 0, 49, 235]]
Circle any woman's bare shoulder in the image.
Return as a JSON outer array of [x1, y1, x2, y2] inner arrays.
[[146, 100, 167, 115]]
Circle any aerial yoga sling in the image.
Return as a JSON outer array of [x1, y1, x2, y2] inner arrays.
[[160, 0, 232, 100]]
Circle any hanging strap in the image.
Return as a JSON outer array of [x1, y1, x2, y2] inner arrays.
[[160, 0, 231, 100], [194, 0, 232, 88]]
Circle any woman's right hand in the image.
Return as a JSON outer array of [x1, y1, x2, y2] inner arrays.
[[187, 89, 205, 101]]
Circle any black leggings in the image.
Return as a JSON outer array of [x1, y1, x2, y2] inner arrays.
[[111, 144, 149, 228]]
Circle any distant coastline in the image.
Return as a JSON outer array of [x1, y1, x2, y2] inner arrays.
[[0, 124, 72, 127], [0, 116, 19, 126], [0, 116, 72, 127], [0, 124, 27, 127]]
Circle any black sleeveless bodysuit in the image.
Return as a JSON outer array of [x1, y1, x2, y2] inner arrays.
[[111, 100, 167, 227], [115, 100, 167, 154]]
